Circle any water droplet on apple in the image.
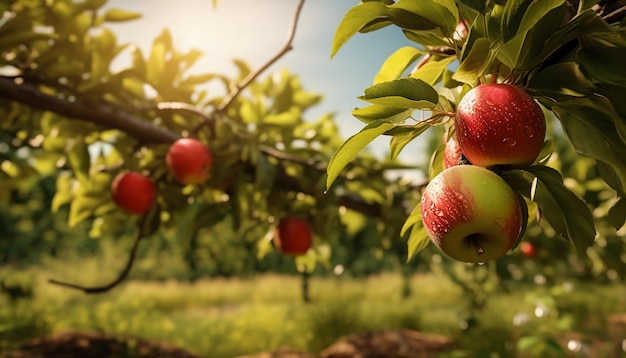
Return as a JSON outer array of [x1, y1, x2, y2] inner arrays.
[[436, 210, 444, 217], [502, 137, 517, 146], [525, 126, 536, 138], [455, 192, 464, 200], [477, 261, 485, 266], [495, 218, 504, 227]]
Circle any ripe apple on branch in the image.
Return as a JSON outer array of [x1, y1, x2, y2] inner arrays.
[[328, 0, 624, 263]]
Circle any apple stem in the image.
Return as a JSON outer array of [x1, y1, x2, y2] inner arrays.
[[471, 235, 485, 257]]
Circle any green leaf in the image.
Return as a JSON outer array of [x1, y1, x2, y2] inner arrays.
[[403, 202, 430, 261], [458, 0, 490, 13], [411, 56, 456, 86], [453, 37, 491, 84], [515, 0, 566, 42], [501, 0, 565, 43], [359, 78, 439, 109], [389, 122, 430, 160], [69, 196, 101, 227], [552, 101, 626, 195], [501, 0, 531, 42], [428, 143, 446, 180], [51, 173, 74, 212], [577, 47, 626, 86], [331, 2, 389, 58], [66, 136, 91, 185], [327, 120, 396, 189], [389, 0, 458, 36], [526, 166, 595, 253], [103, 8, 142, 22], [407, 222, 430, 261], [352, 105, 413, 124], [530, 62, 595, 98], [608, 198, 626, 230], [374, 46, 424, 84], [537, 10, 614, 65]]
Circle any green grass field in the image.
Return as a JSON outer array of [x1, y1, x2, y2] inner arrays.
[[0, 264, 624, 357]]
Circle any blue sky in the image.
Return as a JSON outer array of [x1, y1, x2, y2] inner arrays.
[[105, 0, 429, 166]]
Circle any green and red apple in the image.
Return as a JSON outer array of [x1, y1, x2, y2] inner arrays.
[[111, 171, 156, 215], [274, 217, 313, 256], [166, 138, 213, 185], [421, 165, 522, 263], [455, 83, 546, 167], [443, 133, 463, 169]]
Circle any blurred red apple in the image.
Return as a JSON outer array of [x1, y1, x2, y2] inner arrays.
[[520, 241, 536, 257], [455, 84, 546, 167], [111, 171, 156, 215], [166, 138, 212, 185], [274, 217, 313, 256]]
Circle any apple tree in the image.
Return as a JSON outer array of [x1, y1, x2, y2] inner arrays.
[[328, 0, 626, 266], [1, 0, 625, 294], [0, 0, 420, 291]]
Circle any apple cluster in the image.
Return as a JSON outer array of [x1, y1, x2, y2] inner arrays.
[[110, 138, 213, 215], [109, 137, 313, 257], [421, 84, 546, 263]]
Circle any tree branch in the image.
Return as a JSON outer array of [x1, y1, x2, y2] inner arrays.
[[0, 76, 179, 144], [48, 211, 152, 294], [215, 0, 306, 113], [602, 5, 626, 23]]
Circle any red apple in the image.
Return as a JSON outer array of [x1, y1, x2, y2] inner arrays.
[[443, 133, 463, 169], [274, 218, 313, 256], [421, 165, 523, 263], [455, 84, 546, 167], [111, 171, 156, 215], [519, 241, 536, 257], [166, 138, 212, 185]]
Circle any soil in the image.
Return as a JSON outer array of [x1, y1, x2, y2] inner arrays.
[[0, 331, 201, 358]]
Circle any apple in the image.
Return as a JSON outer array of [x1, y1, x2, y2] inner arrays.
[[166, 138, 212, 185], [519, 241, 536, 257], [421, 165, 522, 263], [443, 133, 463, 169], [455, 83, 546, 167], [111, 171, 156, 215], [274, 217, 313, 256]]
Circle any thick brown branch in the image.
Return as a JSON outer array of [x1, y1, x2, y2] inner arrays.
[[215, 0, 306, 113], [0, 76, 179, 144]]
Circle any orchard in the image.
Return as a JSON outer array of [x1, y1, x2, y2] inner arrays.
[[0, 0, 625, 357]]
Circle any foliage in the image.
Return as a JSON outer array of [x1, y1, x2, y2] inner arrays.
[[0, 0, 419, 283], [329, 0, 626, 260]]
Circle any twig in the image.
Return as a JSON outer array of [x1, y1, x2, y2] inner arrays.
[[48, 213, 151, 294], [260, 144, 327, 172], [602, 5, 626, 23], [215, 0, 306, 113], [156, 101, 216, 137]]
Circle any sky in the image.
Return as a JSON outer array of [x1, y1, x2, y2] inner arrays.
[[104, 0, 429, 166]]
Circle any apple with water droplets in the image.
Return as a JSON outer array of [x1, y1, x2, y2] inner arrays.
[[455, 83, 546, 167], [166, 138, 213, 185], [443, 133, 463, 169], [421, 165, 523, 263], [111, 171, 156, 215], [274, 217, 313, 256]]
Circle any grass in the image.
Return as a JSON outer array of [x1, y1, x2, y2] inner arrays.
[[0, 265, 624, 357]]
